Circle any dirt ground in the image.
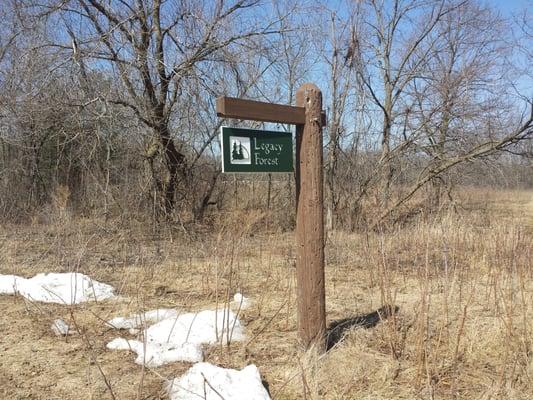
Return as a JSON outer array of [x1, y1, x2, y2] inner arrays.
[[1, 188, 532, 399]]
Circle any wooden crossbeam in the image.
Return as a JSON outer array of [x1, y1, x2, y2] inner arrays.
[[216, 96, 305, 124], [216, 96, 326, 126]]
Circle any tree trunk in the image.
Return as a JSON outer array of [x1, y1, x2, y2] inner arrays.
[[431, 105, 451, 209], [326, 123, 339, 231], [380, 111, 393, 208], [192, 170, 220, 221], [158, 124, 187, 217]]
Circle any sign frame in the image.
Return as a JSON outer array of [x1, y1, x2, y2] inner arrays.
[[220, 126, 294, 173]]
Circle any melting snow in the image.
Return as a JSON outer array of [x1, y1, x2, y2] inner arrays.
[[107, 309, 178, 330], [51, 319, 72, 336], [107, 308, 245, 367], [232, 293, 251, 310], [0, 274, 23, 294], [0, 272, 115, 304], [107, 338, 203, 366], [166, 362, 271, 400]]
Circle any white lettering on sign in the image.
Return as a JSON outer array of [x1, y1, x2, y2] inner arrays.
[[254, 154, 280, 165], [253, 138, 283, 155]]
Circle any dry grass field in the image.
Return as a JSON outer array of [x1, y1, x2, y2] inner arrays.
[[0, 188, 532, 400]]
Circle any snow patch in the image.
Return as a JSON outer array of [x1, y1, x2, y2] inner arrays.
[[51, 319, 72, 336], [107, 309, 178, 330], [107, 309, 245, 366], [166, 362, 271, 400], [0, 274, 23, 294], [0, 272, 115, 304], [107, 338, 203, 367], [147, 309, 245, 345], [232, 293, 251, 310]]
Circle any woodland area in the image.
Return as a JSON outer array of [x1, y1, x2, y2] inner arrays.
[[1, 2, 532, 399], [0, 0, 532, 228]]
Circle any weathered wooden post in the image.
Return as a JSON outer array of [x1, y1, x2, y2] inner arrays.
[[295, 84, 326, 351], [216, 85, 326, 351]]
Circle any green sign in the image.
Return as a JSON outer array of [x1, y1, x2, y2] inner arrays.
[[220, 126, 293, 173]]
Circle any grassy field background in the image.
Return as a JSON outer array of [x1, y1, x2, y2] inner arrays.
[[0, 187, 531, 399]]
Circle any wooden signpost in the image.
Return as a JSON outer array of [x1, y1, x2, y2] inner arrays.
[[217, 83, 326, 351]]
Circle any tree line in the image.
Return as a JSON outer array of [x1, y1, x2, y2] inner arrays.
[[0, 0, 531, 228]]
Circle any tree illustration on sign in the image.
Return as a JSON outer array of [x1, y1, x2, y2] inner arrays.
[[232, 141, 247, 160], [229, 136, 251, 164], [232, 141, 241, 160]]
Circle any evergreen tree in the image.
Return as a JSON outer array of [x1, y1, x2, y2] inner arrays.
[[238, 143, 244, 159], [232, 142, 240, 160]]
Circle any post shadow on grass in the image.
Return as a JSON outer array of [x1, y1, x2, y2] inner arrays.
[[325, 305, 399, 351]]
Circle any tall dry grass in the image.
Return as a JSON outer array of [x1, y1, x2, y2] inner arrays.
[[0, 188, 531, 399]]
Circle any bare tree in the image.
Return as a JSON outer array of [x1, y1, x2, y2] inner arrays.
[[352, 0, 456, 207], [29, 0, 285, 217], [267, 0, 316, 214], [321, 6, 357, 230], [0, 4, 19, 64], [371, 0, 533, 221], [407, 2, 511, 207]]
